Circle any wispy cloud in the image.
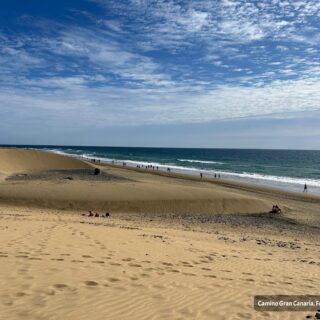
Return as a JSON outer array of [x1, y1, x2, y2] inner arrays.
[[1, 0, 320, 134]]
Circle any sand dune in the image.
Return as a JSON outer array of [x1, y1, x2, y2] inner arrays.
[[0, 206, 318, 320], [0, 148, 91, 176], [0, 148, 319, 320], [0, 148, 270, 214]]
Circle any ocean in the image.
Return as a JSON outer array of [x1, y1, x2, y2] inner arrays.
[[3, 145, 320, 194]]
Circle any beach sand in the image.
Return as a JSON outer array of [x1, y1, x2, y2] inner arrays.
[[0, 148, 319, 320]]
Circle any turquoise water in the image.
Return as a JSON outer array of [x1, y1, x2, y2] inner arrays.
[[3, 145, 320, 194]]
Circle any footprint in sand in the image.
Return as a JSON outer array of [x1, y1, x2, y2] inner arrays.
[[162, 262, 173, 266], [140, 273, 151, 277], [128, 263, 142, 268], [2, 297, 13, 306], [15, 292, 27, 297], [84, 281, 99, 287], [182, 272, 196, 277], [122, 257, 134, 262], [53, 284, 69, 290]]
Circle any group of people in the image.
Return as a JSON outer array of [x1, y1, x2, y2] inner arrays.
[[270, 205, 282, 214], [82, 211, 110, 218], [199, 172, 222, 179], [136, 164, 159, 171]]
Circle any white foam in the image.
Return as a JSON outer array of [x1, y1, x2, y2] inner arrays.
[[207, 170, 320, 188], [42, 148, 320, 190], [178, 159, 223, 165]]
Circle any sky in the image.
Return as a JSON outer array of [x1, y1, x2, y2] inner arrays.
[[1, 0, 320, 149]]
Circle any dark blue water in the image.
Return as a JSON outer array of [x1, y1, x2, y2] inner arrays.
[[3, 145, 320, 194]]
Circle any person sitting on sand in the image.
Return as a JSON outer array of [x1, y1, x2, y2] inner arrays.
[[88, 211, 94, 217], [270, 205, 281, 214], [275, 205, 282, 214], [94, 213, 100, 218]]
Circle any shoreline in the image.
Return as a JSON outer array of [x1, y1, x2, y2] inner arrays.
[[42, 147, 320, 195], [89, 159, 320, 204], [0, 147, 319, 320]]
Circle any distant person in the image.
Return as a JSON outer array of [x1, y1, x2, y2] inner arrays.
[[270, 205, 282, 214], [200, 173, 203, 179], [303, 183, 307, 192], [218, 174, 221, 179], [88, 211, 94, 217], [214, 174, 217, 178]]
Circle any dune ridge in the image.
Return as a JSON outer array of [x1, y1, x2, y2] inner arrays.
[[0, 148, 270, 214], [0, 148, 319, 320], [0, 148, 91, 176]]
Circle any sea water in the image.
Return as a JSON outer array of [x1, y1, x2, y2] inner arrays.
[[3, 145, 320, 194]]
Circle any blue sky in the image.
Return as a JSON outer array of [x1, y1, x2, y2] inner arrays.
[[1, 0, 320, 149]]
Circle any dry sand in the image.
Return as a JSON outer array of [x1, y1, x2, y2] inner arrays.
[[0, 148, 319, 320]]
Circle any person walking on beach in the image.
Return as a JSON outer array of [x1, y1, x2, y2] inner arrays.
[[303, 183, 307, 192], [200, 172, 203, 179]]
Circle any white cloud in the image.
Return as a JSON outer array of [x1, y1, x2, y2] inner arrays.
[[2, 0, 320, 132], [2, 72, 320, 127], [92, 0, 320, 51]]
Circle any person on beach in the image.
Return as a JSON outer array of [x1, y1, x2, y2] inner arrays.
[[303, 183, 307, 192], [200, 173, 203, 178], [270, 205, 282, 214]]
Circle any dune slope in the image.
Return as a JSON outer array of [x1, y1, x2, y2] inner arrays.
[[0, 148, 91, 176], [0, 148, 271, 214]]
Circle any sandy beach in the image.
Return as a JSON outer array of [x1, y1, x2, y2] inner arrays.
[[0, 148, 319, 320]]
